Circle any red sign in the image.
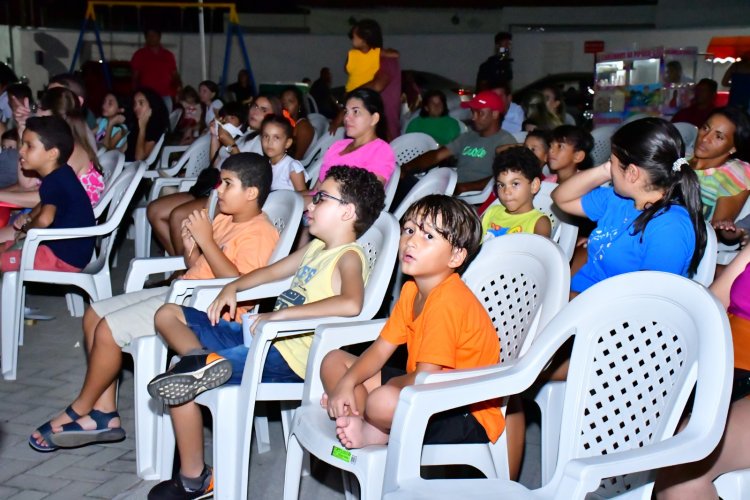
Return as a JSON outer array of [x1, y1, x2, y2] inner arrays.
[[584, 40, 605, 54]]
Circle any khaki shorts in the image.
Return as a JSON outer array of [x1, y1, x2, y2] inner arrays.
[[91, 287, 169, 347]]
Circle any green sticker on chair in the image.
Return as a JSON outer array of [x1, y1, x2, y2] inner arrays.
[[331, 445, 355, 463]]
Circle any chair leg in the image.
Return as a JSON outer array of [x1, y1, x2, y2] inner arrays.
[[134, 206, 152, 259], [65, 293, 86, 318], [211, 390, 243, 499], [1, 274, 19, 381], [254, 412, 271, 454], [280, 402, 298, 449], [282, 434, 305, 500], [534, 381, 566, 484]]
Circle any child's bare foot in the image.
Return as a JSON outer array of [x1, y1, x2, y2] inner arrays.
[[335, 415, 389, 449]]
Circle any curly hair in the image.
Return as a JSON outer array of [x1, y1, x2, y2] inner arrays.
[[401, 195, 482, 274], [492, 146, 543, 187], [324, 166, 385, 237]]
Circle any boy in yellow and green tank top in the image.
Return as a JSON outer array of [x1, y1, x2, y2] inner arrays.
[[481, 146, 552, 241], [145, 166, 386, 499]]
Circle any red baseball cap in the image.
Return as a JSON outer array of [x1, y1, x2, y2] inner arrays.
[[460, 90, 505, 113]]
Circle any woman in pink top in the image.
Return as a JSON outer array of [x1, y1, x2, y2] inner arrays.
[[315, 88, 395, 189]]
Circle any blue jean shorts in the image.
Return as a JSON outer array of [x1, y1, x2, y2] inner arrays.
[[181, 306, 303, 385]]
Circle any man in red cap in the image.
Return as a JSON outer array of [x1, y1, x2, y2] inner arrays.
[[401, 90, 516, 195]]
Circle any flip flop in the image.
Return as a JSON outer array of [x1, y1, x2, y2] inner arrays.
[[48, 410, 126, 448], [29, 405, 81, 452]]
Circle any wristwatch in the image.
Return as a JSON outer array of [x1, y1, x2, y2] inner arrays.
[[225, 143, 237, 153]]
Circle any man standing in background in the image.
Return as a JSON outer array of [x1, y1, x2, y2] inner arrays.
[[131, 26, 181, 111]]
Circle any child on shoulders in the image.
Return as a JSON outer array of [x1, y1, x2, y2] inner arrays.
[[321, 195, 503, 453], [481, 146, 551, 240], [5, 115, 95, 273], [145, 166, 386, 499]]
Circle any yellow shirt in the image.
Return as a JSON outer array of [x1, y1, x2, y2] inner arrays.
[[273, 239, 369, 378], [481, 205, 546, 242], [345, 48, 381, 92]]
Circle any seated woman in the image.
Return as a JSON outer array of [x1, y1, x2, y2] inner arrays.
[[553, 117, 706, 296], [405, 89, 462, 146], [147, 95, 283, 256], [280, 86, 315, 161], [125, 87, 169, 163], [690, 107, 750, 223], [522, 90, 562, 132], [654, 243, 750, 499], [0, 88, 104, 242]]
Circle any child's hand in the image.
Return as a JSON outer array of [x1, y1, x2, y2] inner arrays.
[[208, 119, 219, 137], [713, 219, 739, 234], [207, 284, 238, 325], [246, 310, 286, 336], [327, 382, 359, 418], [217, 125, 234, 146], [180, 219, 195, 250], [11, 96, 33, 127], [12, 214, 30, 231], [110, 114, 126, 126], [184, 209, 211, 249]]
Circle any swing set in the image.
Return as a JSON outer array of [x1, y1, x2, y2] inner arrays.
[[69, 0, 256, 96]]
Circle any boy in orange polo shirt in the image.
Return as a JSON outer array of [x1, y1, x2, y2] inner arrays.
[[321, 195, 503, 450]]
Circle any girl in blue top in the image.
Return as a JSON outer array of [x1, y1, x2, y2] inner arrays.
[[553, 118, 706, 296]]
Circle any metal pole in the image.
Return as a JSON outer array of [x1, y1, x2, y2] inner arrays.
[[198, 0, 207, 81]]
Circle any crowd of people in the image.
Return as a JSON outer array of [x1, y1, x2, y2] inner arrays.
[[0, 18, 749, 500]]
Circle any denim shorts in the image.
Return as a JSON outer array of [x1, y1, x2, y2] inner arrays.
[[181, 306, 303, 385]]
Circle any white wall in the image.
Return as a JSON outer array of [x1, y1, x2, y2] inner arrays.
[[5, 24, 750, 97]]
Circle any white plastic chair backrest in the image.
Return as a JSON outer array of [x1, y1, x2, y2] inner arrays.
[[356, 212, 400, 320], [389, 132, 439, 167], [178, 133, 212, 178], [97, 149, 125, 185], [169, 108, 183, 132], [549, 271, 731, 497], [143, 133, 165, 168], [382, 165, 401, 212], [306, 113, 329, 140], [512, 130, 528, 143], [206, 190, 219, 221], [464, 234, 570, 361], [261, 190, 304, 264], [85, 162, 147, 273], [455, 178, 493, 205], [673, 121, 699, 156], [305, 127, 345, 184], [693, 220, 718, 286], [391, 167, 458, 220], [305, 93, 319, 115], [590, 124, 617, 167], [535, 181, 579, 261]]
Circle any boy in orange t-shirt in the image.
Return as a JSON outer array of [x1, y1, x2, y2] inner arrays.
[[321, 195, 503, 451], [29, 153, 279, 452]]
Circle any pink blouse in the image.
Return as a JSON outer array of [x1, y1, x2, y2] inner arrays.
[[319, 138, 396, 183], [78, 162, 105, 206]]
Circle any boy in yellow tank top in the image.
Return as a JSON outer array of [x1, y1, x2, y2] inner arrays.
[[481, 146, 552, 241], [144, 166, 386, 499]]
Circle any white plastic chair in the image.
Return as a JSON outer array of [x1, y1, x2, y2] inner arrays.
[[381, 271, 733, 500], [590, 124, 618, 167], [97, 149, 125, 185], [715, 470, 750, 500], [284, 234, 571, 500], [306, 113, 329, 142], [163, 212, 399, 499], [305, 128, 346, 185], [672, 122, 699, 158], [120, 189, 304, 480], [456, 178, 494, 206], [382, 165, 401, 212], [305, 93, 319, 115], [536, 181, 578, 261], [391, 167, 458, 220], [1, 162, 147, 381], [389, 132, 439, 167], [127, 132, 165, 170], [133, 134, 213, 258], [168, 108, 183, 132], [535, 220, 718, 482]]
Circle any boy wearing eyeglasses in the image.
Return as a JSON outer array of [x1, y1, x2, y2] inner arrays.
[[145, 166, 385, 499]]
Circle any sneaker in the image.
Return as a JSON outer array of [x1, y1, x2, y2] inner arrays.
[[147, 353, 232, 406], [148, 470, 214, 500]]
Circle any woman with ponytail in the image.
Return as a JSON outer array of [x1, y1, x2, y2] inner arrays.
[[553, 117, 706, 295]]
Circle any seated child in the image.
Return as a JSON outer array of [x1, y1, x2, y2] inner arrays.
[[524, 129, 551, 175], [93, 92, 128, 152], [481, 146, 551, 240], [4, 115, 95, 273], [28, 152, 279, 452], [321, 195, 504, 456], [260, 114, 308, 192], [546, 124, 593, 184], [145, 166, 385, 499]]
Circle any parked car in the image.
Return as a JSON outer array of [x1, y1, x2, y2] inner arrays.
[[513, 72, 594, 129]]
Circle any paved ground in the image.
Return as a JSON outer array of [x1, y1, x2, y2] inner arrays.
[[0, 240, 542, 499]]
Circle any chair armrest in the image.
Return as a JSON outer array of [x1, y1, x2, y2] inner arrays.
[[167, 277, 237, 304], [21, 224, 114, 269], [148, 177, 188, 199], [157, 145, 189, 170], [301, 319, 385, 403], [414, 362, 516, 384], [189, 277, 293, 311], [124, 256, 187, 293]]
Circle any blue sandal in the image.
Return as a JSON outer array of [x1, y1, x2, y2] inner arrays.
[[48, 410, 126, 448], [29, 405, 80, 452]]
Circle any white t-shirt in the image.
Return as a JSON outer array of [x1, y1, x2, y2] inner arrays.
[[271, 154, 309, 191]]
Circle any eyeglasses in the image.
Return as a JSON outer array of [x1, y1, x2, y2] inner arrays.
[[311, 191, 346, 205]]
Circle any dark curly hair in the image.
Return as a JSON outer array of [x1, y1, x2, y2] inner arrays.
[[324, 166, 385, 237], [401, 195, 482, 274], [492, 146, 543, 197]]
